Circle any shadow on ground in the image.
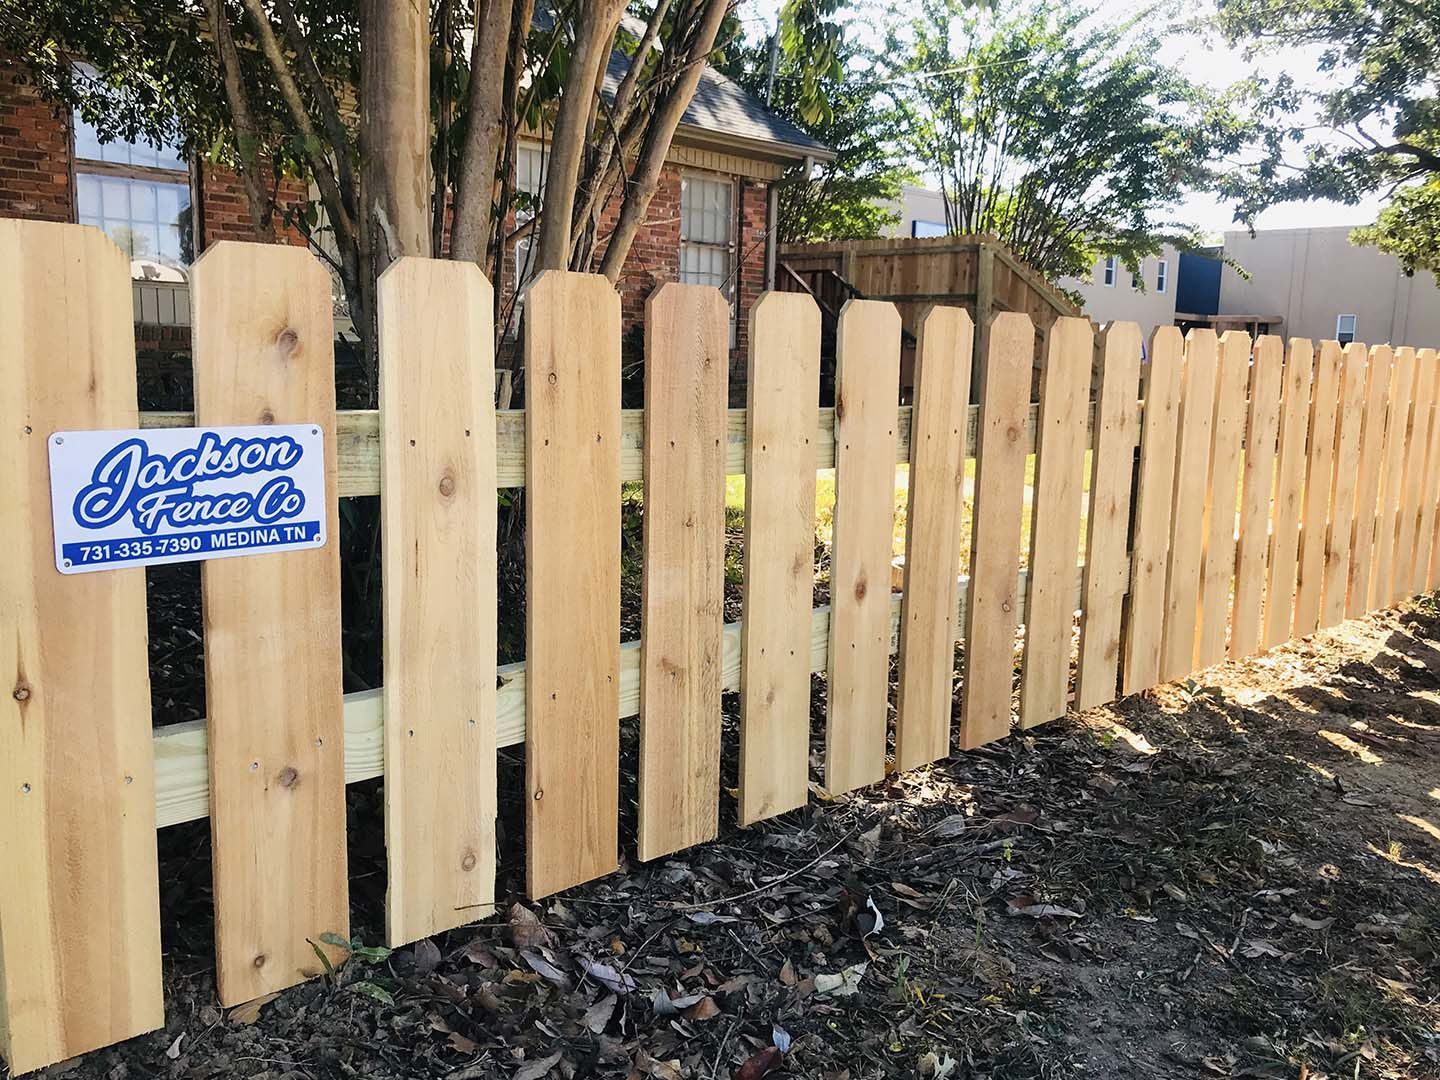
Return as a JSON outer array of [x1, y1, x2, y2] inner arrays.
[[19, 603, 1440, 1080]]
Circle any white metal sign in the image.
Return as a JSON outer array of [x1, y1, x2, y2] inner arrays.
[[47, 424, 328, 574]]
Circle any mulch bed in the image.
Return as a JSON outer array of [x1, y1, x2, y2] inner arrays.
[[26, 599, 1440, 1080]]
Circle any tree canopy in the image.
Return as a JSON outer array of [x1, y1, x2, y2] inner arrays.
[[879, 0, 1257, 281], [1216, 0, 1440, 277], [721, 35, 910, 243], [2, 0, 843, 376]]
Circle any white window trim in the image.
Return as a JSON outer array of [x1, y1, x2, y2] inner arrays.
[[1101, 256, 1117, 287], [1336, 313, 1357, 340], [1156, 258, 1168, 293], [679, 170, 740, 349]]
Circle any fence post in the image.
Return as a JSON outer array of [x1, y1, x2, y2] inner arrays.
[[1262, 338, 1316, 647], [524, 271, 622, 897], [825, 299, 901, 792], [960, 311, 1034, 749], [1019, 315, 1092, 728], [739, 291, 820, 825], [190, 241, 348, 1006], [895, 307, 973, 768], [379, 258, 497, 944], [637, 283, 729, 861], [1122, 328, 1183, 691], [0, 220, 163, 1073], [1074, 322, 1142, 709]]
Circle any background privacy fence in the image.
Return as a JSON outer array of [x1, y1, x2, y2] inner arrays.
[[3, 218, 1439, 1073]]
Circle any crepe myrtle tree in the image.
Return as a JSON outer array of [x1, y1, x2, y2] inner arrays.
[[1216, 0, 1440, 278], [6, 0, 844, 382], [878, 0, 1260, 282]]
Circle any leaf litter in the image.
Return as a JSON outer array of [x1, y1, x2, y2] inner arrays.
[[34, 603, 1440, 1079]]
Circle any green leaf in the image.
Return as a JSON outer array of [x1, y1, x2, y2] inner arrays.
[[351, 980, 395, 1006]]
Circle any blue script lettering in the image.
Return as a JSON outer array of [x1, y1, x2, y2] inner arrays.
[[73, 432, 306, 534]]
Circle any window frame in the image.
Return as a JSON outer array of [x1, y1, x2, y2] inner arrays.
[[71, 105, 196, 271], [1336, 313, 1357, 344], [1156, 258, 1168, 294], [1102, 256, 1117, 287], [678, 170, 740, 346], [678, 171, 738, 298]]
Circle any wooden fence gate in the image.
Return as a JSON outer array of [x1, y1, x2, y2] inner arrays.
[[4, 219, 1440, 1073]]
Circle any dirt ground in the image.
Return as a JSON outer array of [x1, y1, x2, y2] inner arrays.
[[17, 600, 1440, 1080]]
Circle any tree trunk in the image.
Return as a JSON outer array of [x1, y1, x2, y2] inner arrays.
[[359, 0, 432, 381], [450, 0, 515, 264], [599, 0, 729, 282], [534, 0, 627, 271]]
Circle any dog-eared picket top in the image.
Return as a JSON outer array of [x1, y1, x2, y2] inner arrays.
[[5, 218, 1440, 1073]]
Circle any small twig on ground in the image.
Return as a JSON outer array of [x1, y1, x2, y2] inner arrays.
[[660, 828, 860, 913]]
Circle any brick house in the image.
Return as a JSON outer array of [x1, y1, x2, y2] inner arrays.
[[0, 56, 830, 387]]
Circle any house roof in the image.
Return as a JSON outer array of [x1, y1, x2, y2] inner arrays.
[[627, 58, 832, 162], [527, 8, 831, 164]]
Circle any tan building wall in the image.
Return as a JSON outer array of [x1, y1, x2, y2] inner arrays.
[[1061, 246, 1179, 340], [1219, 226, 1440, 348]]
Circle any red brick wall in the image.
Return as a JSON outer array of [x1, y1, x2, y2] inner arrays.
[[495, 164, 772, 375], [0, 60, 308, 252], [0, 65, 72, 222], [197, 163, 309, 248], [735, 177, 770, 363]]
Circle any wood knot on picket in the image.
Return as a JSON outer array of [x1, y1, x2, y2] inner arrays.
[[12, 683, 31, 702], [276, 327, 299, 354], [277, 766, 299, 789], [438, 472, 456, 498]]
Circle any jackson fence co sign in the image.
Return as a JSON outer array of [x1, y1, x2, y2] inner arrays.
[[47, 424, 328, 574]]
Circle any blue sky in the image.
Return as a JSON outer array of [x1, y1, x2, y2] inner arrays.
[[737, 0, 1386, 239]]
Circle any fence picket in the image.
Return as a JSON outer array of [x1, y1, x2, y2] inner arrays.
[[1074, 322, 1142, 710], [524, 271, 622, 896], [0, 221, 164, 1073], [1347, 345, 1391, 616], [1394, 349, 1435, 595], [379, 260, 497, 945], [1321, 344, 1368, 629], [739, 292, 821, 824], [1370, 347, 1415, 608], [1160, 330, 1218, 681], [1019, 316, 1092, 728], [1122, 327, 1183, 692], [1195, 331, 1251, 668], [1231, 336, 1285, 658], [960, 312, 1034, 748], [191, 242, 347, 1006], [895, 307, 974, 769], [1262, 338, 1315, 648], [1411, 350, 1440, 594], [1294, 341, 1341, 636], [825, 300, 901, 792], [637, 284, 729, 860]]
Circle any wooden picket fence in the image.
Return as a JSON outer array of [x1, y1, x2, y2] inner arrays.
[[3, 217, 1440, 1073]]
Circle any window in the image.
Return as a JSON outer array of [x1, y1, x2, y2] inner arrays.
[[911, 220, 947, 238], [1101, 256, 1117, 287], [679, 175, 734, 294], [1156, 259, 1168, 293], [73, 92, 192, 272], [1336, 313, 1357, 344], [513, 143, 547, 294]]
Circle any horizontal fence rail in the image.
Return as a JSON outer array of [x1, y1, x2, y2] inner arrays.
[[138, 401, 1108, 493], [6, 220, 1440, 1074]]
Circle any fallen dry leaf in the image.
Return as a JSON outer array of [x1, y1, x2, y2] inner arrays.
[[514, 1050, 563, 1080], [509, 903, 553, 950], [733, 1046, 784, 1080], [228, 991, 280, 1025]]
